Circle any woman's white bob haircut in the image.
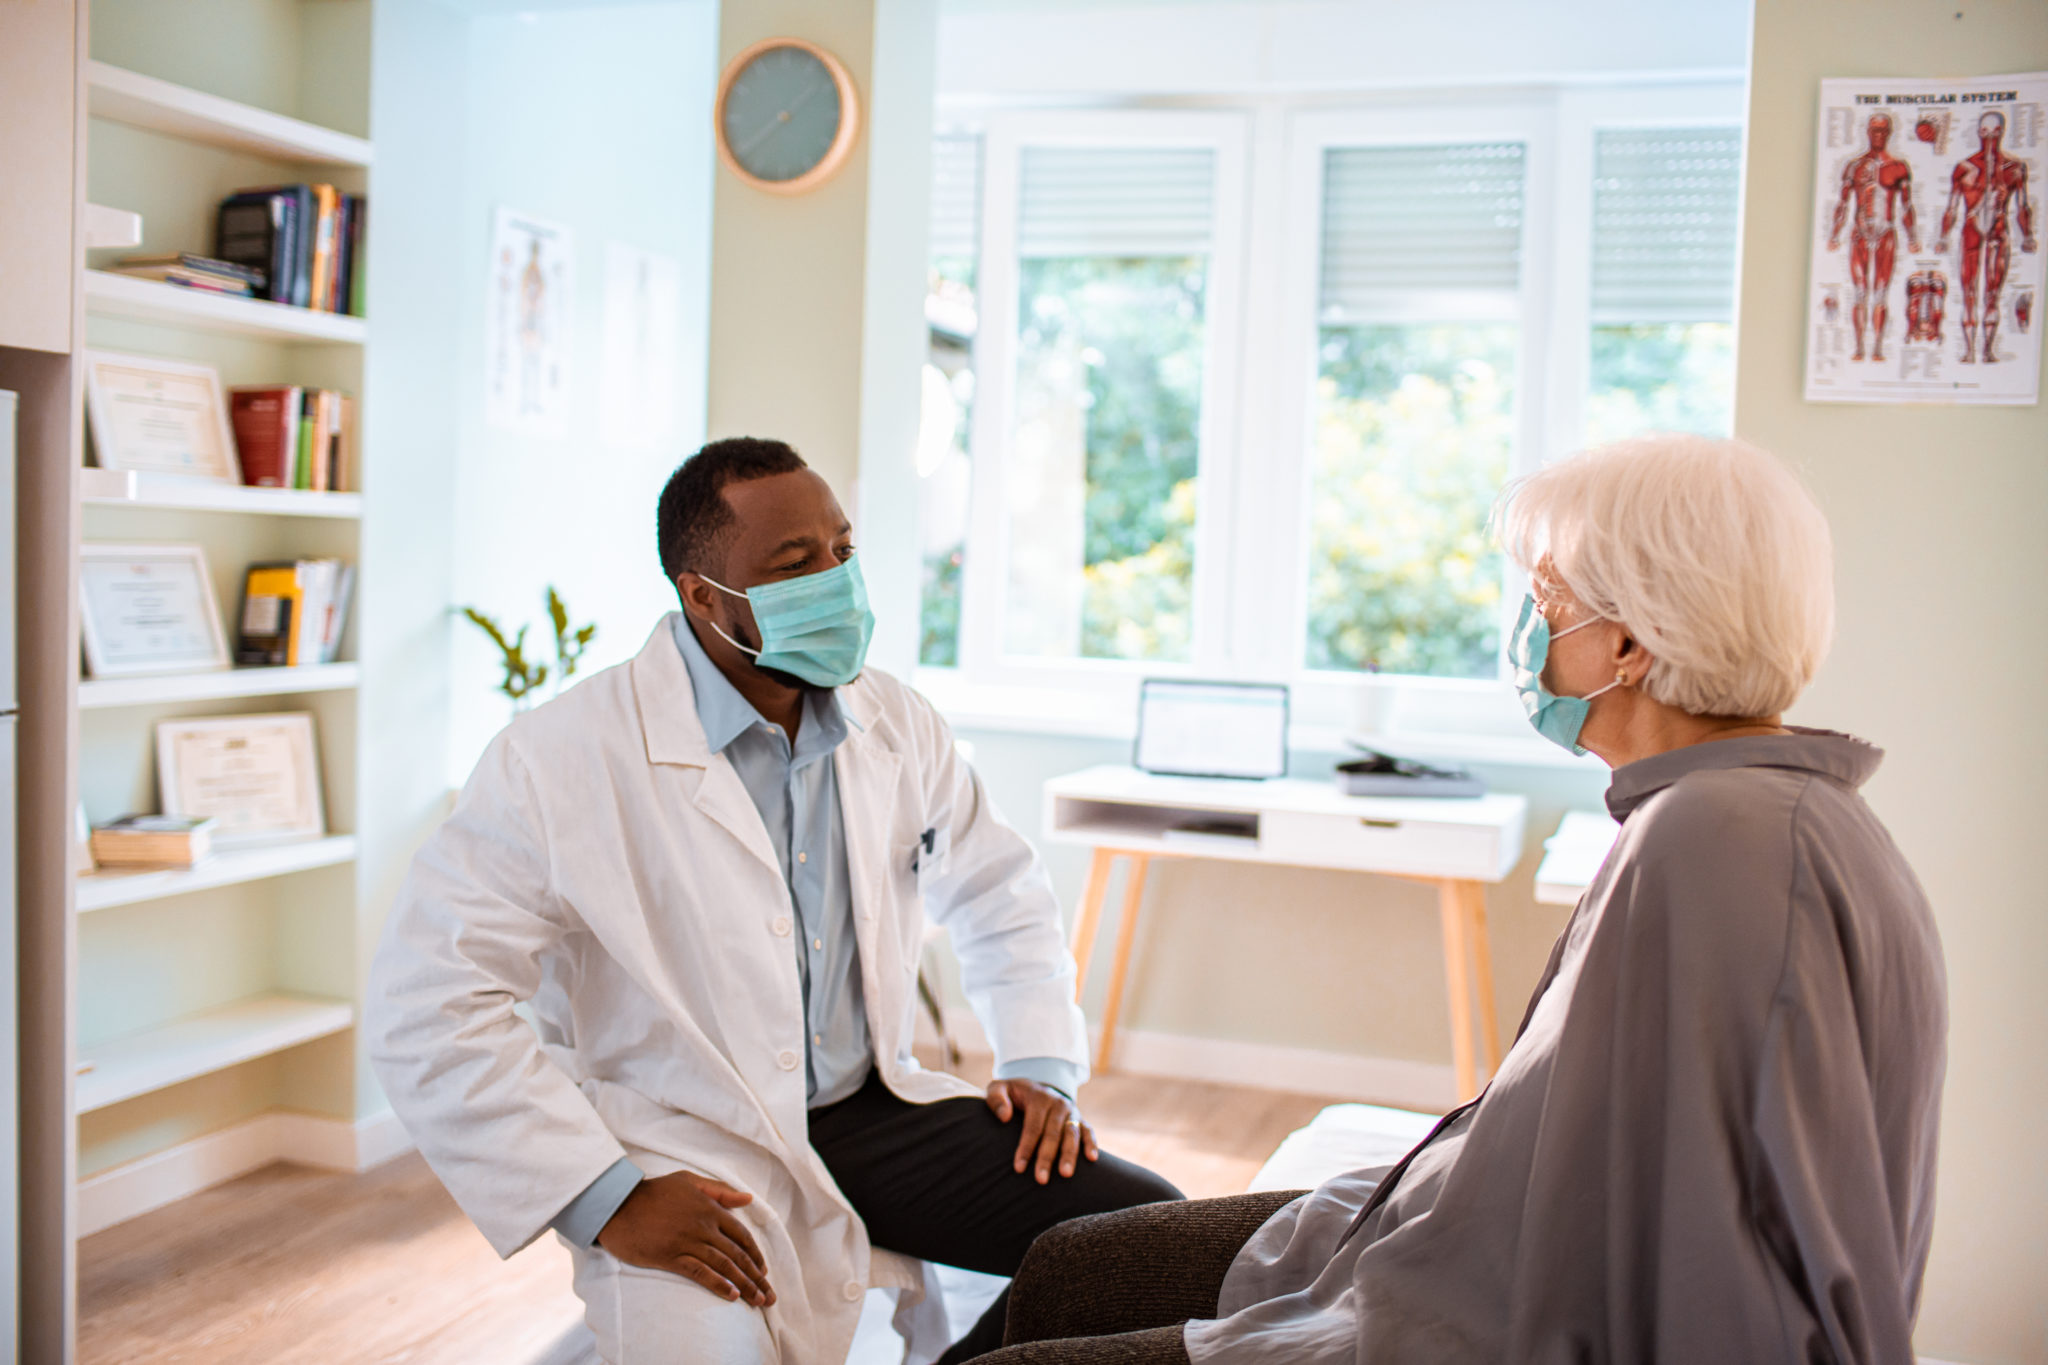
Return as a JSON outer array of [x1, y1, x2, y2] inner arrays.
[[1494, 434, 1835, 719]]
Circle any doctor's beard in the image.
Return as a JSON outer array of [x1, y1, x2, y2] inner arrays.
[[722, 609, 825, 695]]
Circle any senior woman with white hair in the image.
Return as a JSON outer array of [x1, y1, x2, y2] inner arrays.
[[967, 435, 1947, 1365]]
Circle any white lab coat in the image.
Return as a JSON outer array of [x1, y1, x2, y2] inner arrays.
[[368, 617, 1089, 1364]]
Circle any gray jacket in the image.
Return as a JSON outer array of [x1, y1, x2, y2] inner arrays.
[[1186, 728, 1947, 1365]]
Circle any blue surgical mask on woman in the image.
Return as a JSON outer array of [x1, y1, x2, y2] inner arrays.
[[701, 555, 875, 689], [1507, 594, 1627, 756]]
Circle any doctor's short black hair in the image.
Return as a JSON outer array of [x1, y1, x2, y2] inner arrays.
[[657, 437, 809, 585]]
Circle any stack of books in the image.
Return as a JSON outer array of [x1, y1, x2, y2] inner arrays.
[[227, 386, 355, 491], [89, 814, 217, 869], [107, 252, 265, 297], [214, 184, 366, 315], [237, 559, 355, 667]]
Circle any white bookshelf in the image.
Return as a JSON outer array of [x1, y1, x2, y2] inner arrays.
[[81, 468, 363, 518], [85, 60, 373, 168], [75, 836, 359, 914], [79, 662, 359, 710], [76, 994, 356, 1114], [84, 269, 368, 344], [59, 22, 382, 1280]]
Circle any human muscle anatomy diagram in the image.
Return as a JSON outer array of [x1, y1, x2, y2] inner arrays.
[[1805, 72, 2046, 405], [1905, 271, 1947, 343], [1828, 113, 1920, 360], [1936, 111, 2037, 364]]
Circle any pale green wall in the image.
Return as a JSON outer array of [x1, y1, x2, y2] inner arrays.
[[1735, 4, 2048, 1359], [442, 0, 718, 784]]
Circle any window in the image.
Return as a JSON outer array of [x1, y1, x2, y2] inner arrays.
[[915, 91, 1744, 741], [1304, 143, 1526, 681], [1585, 126, 1743, 443], [917, 133, 981, 667], [1005, 146, 1217, 663]]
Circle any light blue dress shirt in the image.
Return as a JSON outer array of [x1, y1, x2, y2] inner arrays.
[[550, 616, 1079, 1247]]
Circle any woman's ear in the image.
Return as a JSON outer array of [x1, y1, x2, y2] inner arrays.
[[1613, 630, 1656, 684]]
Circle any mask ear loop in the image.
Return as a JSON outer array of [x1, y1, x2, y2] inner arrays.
[[695, 575, 763, 658], [1550, 614, 1631, 701], [1580, 669, 1629, 702]]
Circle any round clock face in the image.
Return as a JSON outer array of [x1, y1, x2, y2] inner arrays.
[[719, 42, 850, 188]]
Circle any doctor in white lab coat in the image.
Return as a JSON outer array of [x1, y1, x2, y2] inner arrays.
[[369, 438, 1182, 1365]]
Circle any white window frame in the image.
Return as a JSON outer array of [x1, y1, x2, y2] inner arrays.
[[915, 83, 1746, 761], [1260, 100, 1557, 744], [929, 108, 1252, 728], [1543, 83, 1751, 463]]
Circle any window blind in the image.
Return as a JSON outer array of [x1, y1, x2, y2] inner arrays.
[[1017, 146, 1216, 258], [1591, 127, 1743, 324], [930, 133, 983, 259], [1318, 142, 1526, 321]]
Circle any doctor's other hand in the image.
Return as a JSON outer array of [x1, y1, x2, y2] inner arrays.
[[595, 1171, 776, 1308], [986, 1078, 1100, 1184]]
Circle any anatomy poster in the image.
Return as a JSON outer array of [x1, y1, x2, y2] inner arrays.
[[599, 242, 683, 450], [487, 208, 574, 434], [1805, 72, 2044, 406]]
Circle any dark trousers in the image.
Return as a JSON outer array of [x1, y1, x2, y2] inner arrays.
[[975, 1191, 1305, 1363], [808, 1073, 1185, 1363]]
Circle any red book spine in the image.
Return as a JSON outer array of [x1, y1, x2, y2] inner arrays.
[[228, 386, 300, 488]]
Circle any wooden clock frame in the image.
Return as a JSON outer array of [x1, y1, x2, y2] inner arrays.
[[713, 36, 862, 196]]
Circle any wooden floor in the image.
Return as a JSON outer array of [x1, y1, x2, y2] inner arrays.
[[79, 1063, 1341, 1365]]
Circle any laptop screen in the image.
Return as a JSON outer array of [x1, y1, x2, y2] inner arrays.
[[1134, 680, 1289, 780]]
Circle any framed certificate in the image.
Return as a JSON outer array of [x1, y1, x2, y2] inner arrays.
[[79, 543, 232, 678], [157, 713, 326, 848], [83, 350, 240, 482]]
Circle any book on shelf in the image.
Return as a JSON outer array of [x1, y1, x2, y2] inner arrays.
[[109, 252, 263, 296], [213, 184, 365, 316], [228, 385, 300, 488], [89, 814, 216, 869], [237, 559, 353, 667], [344, 196, 367, 316], [227, 385, 354, 491]]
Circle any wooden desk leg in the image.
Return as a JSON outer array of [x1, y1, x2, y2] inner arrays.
[[1435, 879, 1479, 1102], [1460, 881, 1502, 1080], [1071, 849, 1115, 1003], [1094, 853, 1151, 1074]]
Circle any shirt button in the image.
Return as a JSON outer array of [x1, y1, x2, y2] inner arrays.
[[813, 1033, 823, 1045], [813, 938, 824, 951], [842, 1281, 864, 1302], [798, 851, 807, 864], [777, 1050, 799, 1070], [772, 916, 792, 937]]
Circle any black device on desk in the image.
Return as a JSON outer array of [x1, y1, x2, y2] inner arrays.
[[1336, 748, 1486, 798], [1133, 678, 1289, 780]]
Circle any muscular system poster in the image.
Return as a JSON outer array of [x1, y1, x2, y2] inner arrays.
[[1805, 72, 2044, 405]]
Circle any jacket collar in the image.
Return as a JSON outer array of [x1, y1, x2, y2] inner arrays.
[[631, 613, 876, 768], [669, 612, 851, 759], [632, 616, 714, 766], [1605, 726, 1884, 822]]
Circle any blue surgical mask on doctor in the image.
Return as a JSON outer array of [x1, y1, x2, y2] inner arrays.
[[700, 555, 876, 689], [1507, 594, 1628, 756]]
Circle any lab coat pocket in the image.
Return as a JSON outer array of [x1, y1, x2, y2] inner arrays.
[[911, 824, 952, 898]]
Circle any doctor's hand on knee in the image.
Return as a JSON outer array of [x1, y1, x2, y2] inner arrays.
[[595, 1171, 777, 1308], [986, 1079, 1100, 1184]]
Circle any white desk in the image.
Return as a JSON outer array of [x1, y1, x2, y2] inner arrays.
[[1533, 810, 1621, 906], [1042, 765, 1528, 1101]]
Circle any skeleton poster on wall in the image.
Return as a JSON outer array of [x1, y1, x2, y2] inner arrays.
[[487, 208, 575, 434], [1804, 72, 2044, 406], [599, 242, 683, 450]]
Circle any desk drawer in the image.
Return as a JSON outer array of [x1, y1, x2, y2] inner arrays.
[[1259, 810, 1504, 880]]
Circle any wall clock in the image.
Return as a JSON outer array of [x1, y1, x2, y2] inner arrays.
[[714, 37, 861, 195]]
